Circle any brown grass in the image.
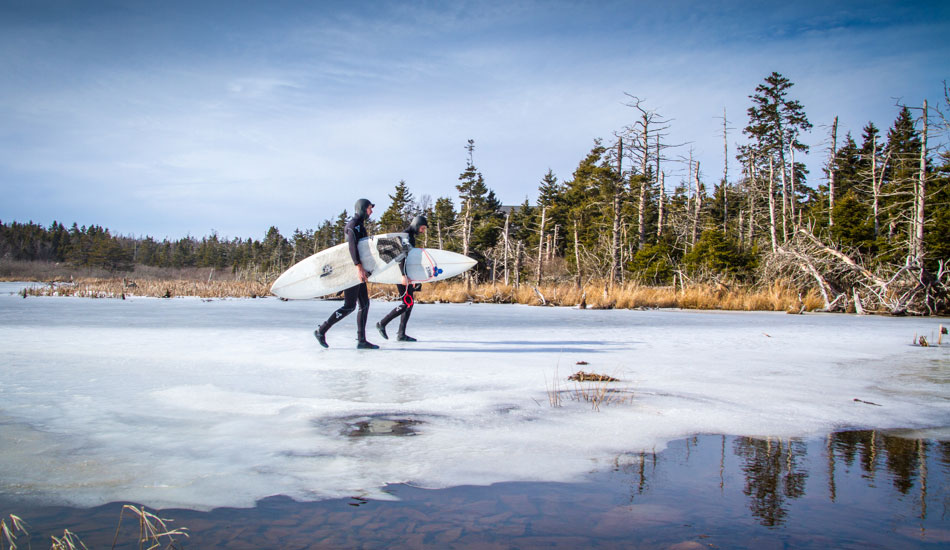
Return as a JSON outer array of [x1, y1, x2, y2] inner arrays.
[[1, 506, 187, 550], [412, 279, 824, 312], [19, 278, 270, 299], [12, 272, 824, 312]]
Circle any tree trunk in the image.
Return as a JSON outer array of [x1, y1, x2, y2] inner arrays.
[[610, 139, 623, 286], [872, 135, 879, 237], [638, 117, 650, 249], [748, 154, 756, 244], [573, 218, 581, 289], [514, 241, 522, 288], [915, 99, 928, 263], [462, 199, 472, 288], [769, 156, 778, 253], [657, 171, 665, 240], [722, 107, 729, 232], [690, 161, 703, 246], [503, 212, 510, 285], [780, 147, 789, 242], [828, 116, 838, 228], [536, 206, 546, 286], [790, 147, 798, 228]]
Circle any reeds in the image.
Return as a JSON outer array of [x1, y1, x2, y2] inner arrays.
[[20, 278, 270, 299], [1, 514, 27, 550], [1, 507, 187, 550], [546, 366, 634, 411], [14, 275, 825, 313], [413, 279, 824, 312]]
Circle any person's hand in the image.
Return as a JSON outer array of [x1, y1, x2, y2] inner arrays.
[[357, 264, 369, 283], [402, 275, 410, 287]]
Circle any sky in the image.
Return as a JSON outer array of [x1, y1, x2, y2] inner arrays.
[[1, 0, 948, 240]]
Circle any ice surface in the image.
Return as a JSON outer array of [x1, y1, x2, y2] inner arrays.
[[0, 282, 948, 510]]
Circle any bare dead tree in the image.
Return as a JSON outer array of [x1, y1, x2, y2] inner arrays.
[[827, 117, 838, 228], [622, 95, 684, 250], [536, 205, 546, 286], [914, 99, 928, 263]]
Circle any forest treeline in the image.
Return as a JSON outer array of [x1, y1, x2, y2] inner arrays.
[[2, 73, 948, 313]]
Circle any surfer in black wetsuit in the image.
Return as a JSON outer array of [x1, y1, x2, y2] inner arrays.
[[314, 198, 379, 349], [376, 215, 427, 342]]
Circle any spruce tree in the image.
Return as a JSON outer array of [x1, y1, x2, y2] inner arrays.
[[379, 180, 414, 232], [743, 72, 812, 241]]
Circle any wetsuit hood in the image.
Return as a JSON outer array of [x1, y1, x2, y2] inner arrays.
[[409, 215, 428, 232], [354, 198, 375, 220]]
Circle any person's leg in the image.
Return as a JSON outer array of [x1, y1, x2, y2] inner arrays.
[[315, 286, 358, 347], [376, 284, 408, 339], [355, 283, 377, 348], [397, 284, 416, 341]]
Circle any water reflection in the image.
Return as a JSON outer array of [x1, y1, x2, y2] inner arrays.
[[615, 430, 950, 535], [1, 430, 947, 549], [734, 437, 808, 527]]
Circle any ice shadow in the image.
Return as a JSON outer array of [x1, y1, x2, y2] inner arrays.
[[399, 339, 636, 354]]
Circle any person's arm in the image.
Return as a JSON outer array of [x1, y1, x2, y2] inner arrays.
[[398, 257, 409, 287], [346, 222, 369, 282]]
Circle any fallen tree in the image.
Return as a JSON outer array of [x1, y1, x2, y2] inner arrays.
[[764, 228, 948, 315]]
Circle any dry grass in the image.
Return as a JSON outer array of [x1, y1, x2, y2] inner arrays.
[[413, 279, 824, 312], [12, 272, 824, 313], [545, 366, 634, 411], [1, 507, 186, 550], [19, 278, 270, 299]]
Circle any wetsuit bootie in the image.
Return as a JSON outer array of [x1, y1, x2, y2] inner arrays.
[[397, 334, 417, 342], [357, 339, 379, 350], [314, 327, 328, 348], [376, 322, 389, 340]]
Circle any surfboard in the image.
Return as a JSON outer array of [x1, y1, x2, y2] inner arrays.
[[369, 247, 477, 285], [270, 233, 410, 300], [270, 234, 477, 299]]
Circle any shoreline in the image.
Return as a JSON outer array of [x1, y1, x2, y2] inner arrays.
[[1, 277, 876, 315]]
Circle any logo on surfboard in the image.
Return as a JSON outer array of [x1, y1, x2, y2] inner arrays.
[[319, 264, 333, 278]]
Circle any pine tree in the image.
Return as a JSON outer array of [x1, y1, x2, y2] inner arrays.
[[379, 180, 414, 232], [744, 72, 812, 242]]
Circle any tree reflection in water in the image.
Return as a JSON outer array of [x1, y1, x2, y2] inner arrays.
[[734, 437, 809, 527], [728, 430, 947, 528]]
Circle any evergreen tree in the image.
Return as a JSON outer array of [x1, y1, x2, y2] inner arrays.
[[743, 72, 812, 242], [379, 180, 414, 232], [880, 106, 922, 248], [431, 196, 457, 250]]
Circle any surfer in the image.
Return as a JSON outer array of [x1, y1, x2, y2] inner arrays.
[[314, 198, 379, 349], [376, 215, 427, 342]]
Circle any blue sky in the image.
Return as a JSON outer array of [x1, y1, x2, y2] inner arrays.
[[1, 0, 948, 240]]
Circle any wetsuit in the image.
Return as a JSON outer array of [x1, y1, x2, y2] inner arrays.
[[376, 223, 421, 340], [317, 210, 371, 342]]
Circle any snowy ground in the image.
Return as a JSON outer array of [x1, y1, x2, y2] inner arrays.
[[0, 281, 948, 511]]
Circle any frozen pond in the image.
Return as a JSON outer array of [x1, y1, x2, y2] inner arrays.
[[0, 282, 948, 511]]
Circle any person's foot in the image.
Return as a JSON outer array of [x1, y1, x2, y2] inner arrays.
[[397, 334, 417, 342], [376, 322, 389, 340], [357, 340, 379, 349], [314, 328, 328, 348]]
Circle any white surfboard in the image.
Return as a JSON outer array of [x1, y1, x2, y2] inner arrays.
[[369, 247, 477, 285], [270, 235, 477, 299], [270, 233, 410, 300]]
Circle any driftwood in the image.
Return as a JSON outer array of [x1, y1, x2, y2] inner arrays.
[[568, 371, 620, 382], [764, 228, 948, 315]]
